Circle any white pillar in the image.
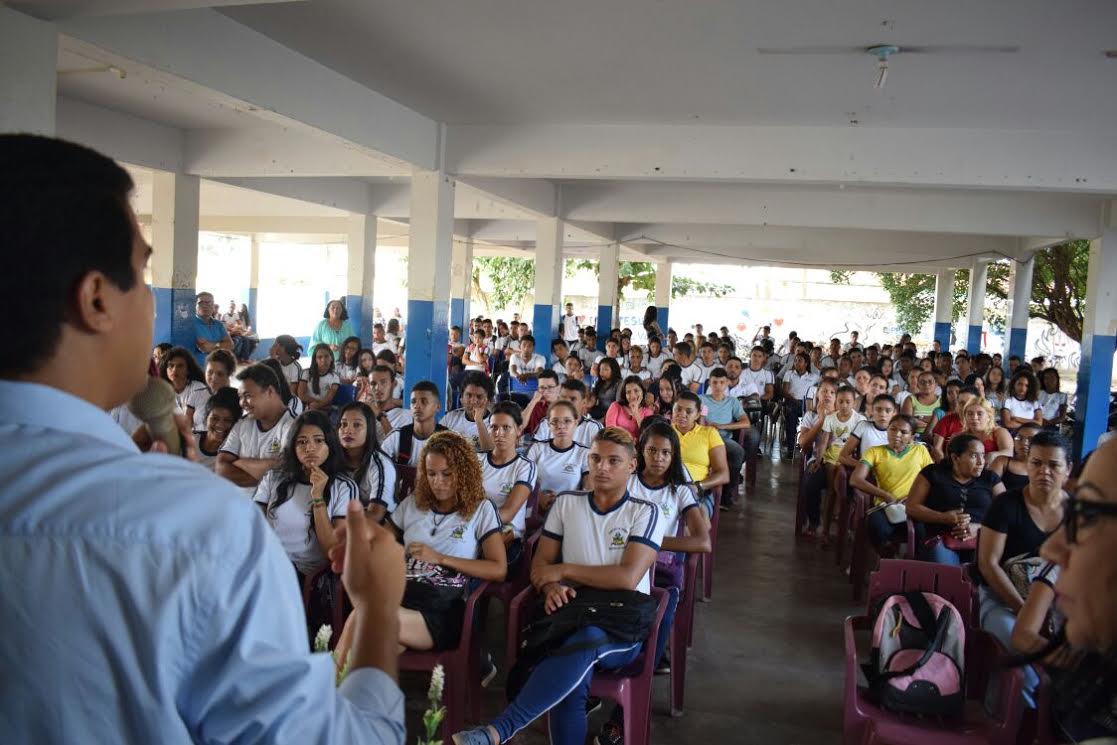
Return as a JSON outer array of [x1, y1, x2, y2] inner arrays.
[[450, 236, 474, 332], [150, 172, 200, 354], [654, 260, 672, 336], [0, 7, 56, 135], [533, 217, 564, 355], [346, 213, 376, 346], [595, 242, 620, 350], [403, 168, 454, 398], [1074, 205, 1117, 457], [932, 269, 955, 352], [964, 261, 988, 354], [245, 234, 260, 337], [1005, 256, 1035, 367]]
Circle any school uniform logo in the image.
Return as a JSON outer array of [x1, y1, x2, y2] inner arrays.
[[659, 501, 674, 519], [500, 482, 513, 495], [450, 524, 466, 540], [609, 529, 627, 549], [562, 464, 576, 474], [268, 440, 282, 456]]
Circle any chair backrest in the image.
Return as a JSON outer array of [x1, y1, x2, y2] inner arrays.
[[396, 464, 418, 504], [867, 560, 974, 624], [333, 383, 357, 407]]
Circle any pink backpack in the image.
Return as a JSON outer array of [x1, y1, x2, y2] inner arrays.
[[863, 591, 966, 718]]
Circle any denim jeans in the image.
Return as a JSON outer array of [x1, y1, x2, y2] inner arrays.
[[978, 585, 1039, 708], [490, 626, 643, 745]]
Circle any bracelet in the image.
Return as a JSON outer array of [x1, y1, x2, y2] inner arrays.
[[310, 498, 325, 507]]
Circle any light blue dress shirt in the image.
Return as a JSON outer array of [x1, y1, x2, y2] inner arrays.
[[0, 381, 405, 744]]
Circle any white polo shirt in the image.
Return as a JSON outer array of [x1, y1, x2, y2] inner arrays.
[[220, 410, 298, 495], [625, 474, 699, 541], [390, 495, 502, 564], [300, 370, 340, 402], [542, 490, 665, 594], [347, 451, 398, 512], [533, 414, 603, 448], [783, 369, 819, 401], [645, 351, 671, 378], [253, 471, 358, 574], [527, 439, 590, 496], [439, 408, 490, 450], [739, 367, 774, 396], [477, 451, 538, 538], [510, 353, 548, 376], [678, 363, 703, 389]]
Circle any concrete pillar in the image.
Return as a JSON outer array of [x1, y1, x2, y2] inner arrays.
[[245, 234, 260, 335], [596, 242, 620, 350], [1074, 210, 1117, 457], [403, 168, 454, 399], [0, 7, 56, 135], [346, 213, 377, 346], [450, 236, 474, 332], [655, 260, 672, 335], [150, 172, 200, 353], [932, 269, 955, 352], [532, 217, 564, 354], [1005, 256, 1035, 366], [964, 261, 988, 354]]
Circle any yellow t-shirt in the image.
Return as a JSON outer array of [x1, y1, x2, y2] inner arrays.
[[674, 424, 725, 483], [860, 444, 934, 505]]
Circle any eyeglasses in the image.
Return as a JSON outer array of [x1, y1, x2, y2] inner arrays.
[[1063, 494, 1117, 545]]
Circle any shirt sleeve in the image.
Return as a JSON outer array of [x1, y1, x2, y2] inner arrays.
[[515, 458, 537, 490], [474, 500, 503, 543], [388, 495, 412, 534], [860, 446, 881, 470], [705, 426, 725, 451], [220, 420, 245, 457], [252, 470, 275, 506], [627, 500, 664, 551], [542, 493, 566, 541], [180, 505, 406, 745], [982, 492, 1013, 534], [730, 397, 744, 419], [328, 476, 359, 519], [379, 431, 399, 460]]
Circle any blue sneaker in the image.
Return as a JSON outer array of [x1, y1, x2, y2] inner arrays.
[[452, 728, 495, 745]]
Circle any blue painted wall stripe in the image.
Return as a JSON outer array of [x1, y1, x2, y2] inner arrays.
[[152, 286, 197, 355], [595, 305, 613, 352], [966, 324, 983, 355], [1074, 333, 1116, 459], [933, 321, 952, 352], [656, 306, 670, 338], [245, 287, 258, 338], [450, 297, 465, 333], [1006, 326, 1027, 367], [402, 298, 449, 402], [533, 303, 556, 357]]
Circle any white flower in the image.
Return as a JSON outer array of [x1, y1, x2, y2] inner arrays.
[[428, 664, 445, 703], [313, 624, 332, 653]]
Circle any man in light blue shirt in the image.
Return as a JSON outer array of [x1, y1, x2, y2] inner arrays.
[[0, 135, 406, 744], [194, 291, 233, 366]]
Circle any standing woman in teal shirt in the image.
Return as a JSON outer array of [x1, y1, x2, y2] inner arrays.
[[311, 299, 356, 360]]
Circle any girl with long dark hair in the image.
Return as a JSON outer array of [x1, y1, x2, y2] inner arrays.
[[336, 401, 397, 521]]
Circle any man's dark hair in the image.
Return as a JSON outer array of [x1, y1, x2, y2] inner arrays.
[[520, 334, 535, 346], [708, 367, 728, 380], [237, 362, 282, 394], [537, 369, 559, 383], [371, 363, 396, 381], [560, 378, 587, 397], [1, 135, 137, 375], [461, 370, 494, 399], [411, 380, 440, 398]]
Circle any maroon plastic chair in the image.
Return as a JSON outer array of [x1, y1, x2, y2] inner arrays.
[[396, 463, 417, 504], [842, 560, 1026, 745], [833, 465, 853, 566], [848, 488, 873, 601], [480, 526, 541, 645], [700, 486, 722, 602], [506, 585, 669, 745], [301, 568, 350, 648], [400, 580, 490, 738], [734, 425, 759, 491], [793, 447, 809, 538], [669, 552, 701, 716]]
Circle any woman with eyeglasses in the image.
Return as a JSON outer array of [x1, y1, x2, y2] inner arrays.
[[976, 430, 1071, 654], [1009, 440, 1117, 741]]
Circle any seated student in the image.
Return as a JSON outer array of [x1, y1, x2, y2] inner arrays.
[[694, 342, 718, 388], [956, 397, 1014, 462], [849, 415, 934, 549], [380, 380, 448, 467], [902, 370, 941, 439], [672, 391, 730, 514], [928, 384, 979, 461], [361, 363, 412, 437], [527, 400, 590, 517], [533, 378, 604, 448], [196, 349, 237, 431], [475, 402, 537, 554], [509, 334, 547, 393], [258, 357, 303, 417], [268, 334, 304, 387], [373, 348, 406, 400], [850, 366, 873, 402], [976, 431, 1069, 653], [575, 327, 598, 371], [521, 369, 561, 440], [798, 379, 838, 540], [589, 358, 622, 420], [1037, 367, 1068, 429], [673, 341, 703, 393], [596, 420, 712, 745], [590, 337, 621, 379], [989, 421, 1040, 492], [701, 367, 759, 488], [159, 345, 210, 425], [740, 345, 776, 402], [812, 385, 865, 545], [839, 393, 898, 472], [905, 433, 1005, 565], [781, 352, 819, 455], [605, 374, 655, 438], [336, 335, 362, 384], [452, 428, 665, 745], [337, 401, 398, 522], [217, 364, 299, 496], [857, 373, 890, 416], [297, 343, 340, 412], [152, 341, 173, 370], [440, 371, 493, 450], [562, 354, 588, 389], [193, 387, 242, 471], [645, 336, 670, 378], [370, 322, 395, 355], [654, 368, 682, 417], [622, 344, 652, 384], [1002, 368, 1043, 431], [463, 327, 492, 373]]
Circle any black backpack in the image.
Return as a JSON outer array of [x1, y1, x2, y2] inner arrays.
[[394, 423, 448, 465]]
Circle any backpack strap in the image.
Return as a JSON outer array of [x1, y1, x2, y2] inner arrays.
[[397, 425, 414, 466], [875, 593, 951, 682]]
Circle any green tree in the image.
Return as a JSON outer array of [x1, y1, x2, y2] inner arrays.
[[471, 256, 534, 311], [831, 241, 1088, 341], [566, 259, 733, 301]]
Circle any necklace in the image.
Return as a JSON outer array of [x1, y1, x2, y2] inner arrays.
[[429, 511, 452, 537]]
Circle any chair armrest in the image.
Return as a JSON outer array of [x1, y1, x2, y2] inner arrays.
[[844, 616, 871, 696], [905, 519, 917, 559], [638, 587, 670, 677], [506, 584, 540, 668]]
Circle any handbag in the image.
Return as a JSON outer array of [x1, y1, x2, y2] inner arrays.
[[883, 503, 908, 525]]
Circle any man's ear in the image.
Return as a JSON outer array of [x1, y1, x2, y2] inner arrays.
[[72, 271, 117, 334]]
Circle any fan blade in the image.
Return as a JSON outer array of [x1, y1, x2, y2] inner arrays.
[[756, 46, 864, 55], [898, 44, 1020, 54]]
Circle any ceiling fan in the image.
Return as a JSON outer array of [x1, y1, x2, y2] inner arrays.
[[757, 43, 1019, 89]]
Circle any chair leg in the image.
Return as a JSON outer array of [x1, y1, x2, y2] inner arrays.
[[670, 622, 687, 716], [443, 677, 467, 739], [701, 551, 714, 602], [835, 495, 851, 567]]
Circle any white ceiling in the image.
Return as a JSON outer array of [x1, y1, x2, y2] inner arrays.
[[223, 0, 1117, 130]]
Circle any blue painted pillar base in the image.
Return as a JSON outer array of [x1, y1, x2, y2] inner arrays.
[[344, 294, 365, 347], [1006, 326, 1027, 367], [933, 321, 952, 352], [1074, 333, 1116, 458], [966, 324, 983, 355], [153, 286, 197, 352], [656, 306, 670, 338], [450, 297, 465, 334], [533, 303, 556, 355], [596, 305, 613, 351], [402, 298, 450, 401]]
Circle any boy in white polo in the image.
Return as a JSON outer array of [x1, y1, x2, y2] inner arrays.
[[217, 364, 298, 496]]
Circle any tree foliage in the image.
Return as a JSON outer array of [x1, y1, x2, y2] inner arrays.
[[831, 241, 1089, 342], [566, 259, 733, 301], [471, 256, 534, 312]]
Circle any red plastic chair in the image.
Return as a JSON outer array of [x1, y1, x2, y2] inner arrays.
[[506, 585, 670, 745], [669, 552, 701, 716], [842, 560, 1026, 745], [700, 486, 722, 602], [301, 568, 350, 648], [400, 580, 490, 738], [396, 464, 417, 504], [480, 527, 541, 646], [833, 465, 853, 567]]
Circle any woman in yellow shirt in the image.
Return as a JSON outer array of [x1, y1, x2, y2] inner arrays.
[[850, 414, 934, 549], [671, 391, 729, 514]]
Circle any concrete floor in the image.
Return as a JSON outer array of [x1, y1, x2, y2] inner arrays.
[[402, 447, 862, 744]]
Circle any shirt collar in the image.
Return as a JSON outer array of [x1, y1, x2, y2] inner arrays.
[[0, 380, 138, 453]]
